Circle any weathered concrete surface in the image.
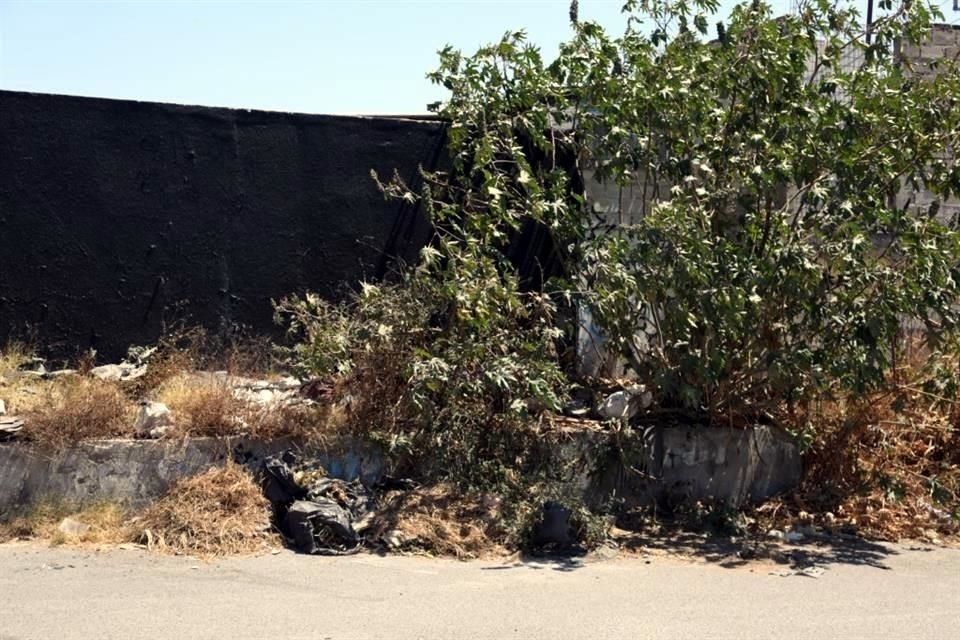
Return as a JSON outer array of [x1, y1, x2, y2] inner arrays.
[[657, 424, 801, 506], [0, 424, 797, 510], [1, 543, 957, 640], [570, 424, 801, 508], [0, 437, 383, 510]]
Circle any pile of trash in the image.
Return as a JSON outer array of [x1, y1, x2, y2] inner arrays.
[[263, 451, 378, 555]]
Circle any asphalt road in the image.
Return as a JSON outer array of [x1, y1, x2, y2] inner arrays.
[[1, 541, 958, 639]]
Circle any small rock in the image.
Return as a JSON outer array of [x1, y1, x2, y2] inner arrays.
[[593, 544, 619, 560], [58, 517, 90, 537], [383, 529, 407, 549], [44, 369, 78, 379], [766, 529, 785, 541], [596, 385, 653, 420], [90, 363, 146, 382], [133, 401, 175, 438]]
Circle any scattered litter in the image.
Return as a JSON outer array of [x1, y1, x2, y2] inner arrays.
[[785, 531, 806, 544], [0, 415, 24, 441], [263, 451, 374, 555], [770, 566, 825, 579], [595, 385, 652, 420]]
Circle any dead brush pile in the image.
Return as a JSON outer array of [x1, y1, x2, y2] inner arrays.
[[369, 484, 507, 559], [757, 384, 960, 542], [21, 376, 135, 449], [137, 463, 275, 556]]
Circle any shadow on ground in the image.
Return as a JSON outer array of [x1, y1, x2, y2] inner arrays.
[[612, 525, 906, 572]]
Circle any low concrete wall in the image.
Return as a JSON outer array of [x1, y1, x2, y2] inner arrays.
[[0, 425, 798, 511], [0, 437, 383, 509], [568, 424, 801, 509]]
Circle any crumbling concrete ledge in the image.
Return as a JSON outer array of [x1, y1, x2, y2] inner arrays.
[[562, 423, 802, 509], [0, 437, 383, 510], [0, 424, 800, 512]]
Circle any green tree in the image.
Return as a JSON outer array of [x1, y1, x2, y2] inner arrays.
[[423, 0, 960, 425]]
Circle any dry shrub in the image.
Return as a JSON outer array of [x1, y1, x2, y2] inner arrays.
[[0, 342, 33, 380], [155, 373, 245, 437], [370, 484, 506, 559], [137, 463, 274, 556], [764, 384, 960, 541], [0, 499, 132, 546], [245, 403, 331, 441], [155, 373, 330, 440], [138, 326, 278, 393], [0, 342, 45, 416], [22, 377, 135, 449]]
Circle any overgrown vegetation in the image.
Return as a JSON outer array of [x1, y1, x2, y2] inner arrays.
[[2, 1, 959, 554], [276, 0, 960, 546]]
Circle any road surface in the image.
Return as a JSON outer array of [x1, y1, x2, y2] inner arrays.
[[1, 541, 958, 639]]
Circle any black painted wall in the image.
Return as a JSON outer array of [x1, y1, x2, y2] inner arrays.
[[0, 91, 444, 360]]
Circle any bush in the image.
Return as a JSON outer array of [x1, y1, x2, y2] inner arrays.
[[276, 269, 567, 487], [425, 0, 960, 425]]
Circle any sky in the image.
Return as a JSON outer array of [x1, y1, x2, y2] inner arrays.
[[1, 0, 958, 116]]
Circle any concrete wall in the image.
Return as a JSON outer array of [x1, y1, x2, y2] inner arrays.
[[0, 91, 444, 360], [0, 437, 384, 509], [0, 425, 800, 510]]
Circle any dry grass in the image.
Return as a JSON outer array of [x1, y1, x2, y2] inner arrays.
[[0, 499, 133, 546], [758, 383, 960, 542], [137, 463, 275, 556], [0, 342, 34, 380], [21, 376, 135, 449], [244, 403, 330, 440], [138, 326, 279, 393], [154, 373, 330, 439], [1, 342, 43, 416], [370, 484, 507, 559], [154, 373, 245, 437]]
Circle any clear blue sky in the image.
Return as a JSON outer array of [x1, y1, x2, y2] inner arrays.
[[1, 0, 956, 115]]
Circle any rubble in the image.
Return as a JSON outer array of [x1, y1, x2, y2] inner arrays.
[[596, 385, 653, 420], [90, 362, 146, 382], [133, 401, 176, 438], [231, 376, 305, 407]]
